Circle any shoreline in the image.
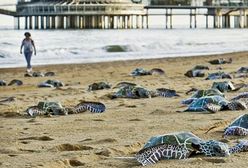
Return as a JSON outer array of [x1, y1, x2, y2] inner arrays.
[[0, 51, 247, 71], [0, 51, 248, 168]]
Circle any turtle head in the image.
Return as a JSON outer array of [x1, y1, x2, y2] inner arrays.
[[192, 140, 230, 157]]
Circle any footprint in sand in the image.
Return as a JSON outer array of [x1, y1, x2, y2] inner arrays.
[[202, 158, 226, 163], [1, 112, 22, 118], [18, 136, 54, 141], [63, 159, 85, 167], [53, 144, 93, 151], [149, 109, 166, 115], [129, 118, 143, 121]]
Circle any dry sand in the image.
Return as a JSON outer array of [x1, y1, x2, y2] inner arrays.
[[0, 52, 248, 168]]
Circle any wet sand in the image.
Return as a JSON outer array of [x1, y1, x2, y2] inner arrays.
[[0, 52, 248, 168]]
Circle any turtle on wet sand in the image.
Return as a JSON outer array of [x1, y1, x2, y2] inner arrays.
[[208, 58, 232, 65], [149, 68, 165, 75], [135, 132, 230, 166], [130, 68, 151, 76]]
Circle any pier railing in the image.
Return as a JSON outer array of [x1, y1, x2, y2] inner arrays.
[[16, 4, 146, 16]]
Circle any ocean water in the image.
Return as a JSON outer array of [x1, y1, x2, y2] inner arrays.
[[0, 28, 248, 68]]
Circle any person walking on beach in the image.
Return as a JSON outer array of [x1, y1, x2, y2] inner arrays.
[[20, 32, 36, 73]]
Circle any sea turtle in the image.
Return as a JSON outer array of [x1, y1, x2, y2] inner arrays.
[[88, 82, 111, 91], [73, 101, 106, 113], [112, 85, 154, 99], [184, 65, 209, 78], [181, 89, 224, 105], [184, 95, 229, 113], [208, 58, 232, 65], [130, 68, 151, 76], [8, 79, 23, 86], [184, 69, 205, 78], [156, 88, 179, 98], [211, 81, 235, 92], [46, 79, 64, 87], [224, 114, 248, 137], [237, 67, 248, 74], [32, 72, 45, 77], [44, 72, 56, 77], [38, 79, 64, 88], [0, 80, 7, 86], [37, 82, 54, 88], [149, 68, 165, 75], [26, 101, 67, 117], [135, 132, 230, 166], [205, 72, 232, 80]]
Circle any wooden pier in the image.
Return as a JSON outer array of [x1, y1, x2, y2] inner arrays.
[[145, 5, 248, 29], [0, 0, 248, 29], [11, 0, 147, 30]]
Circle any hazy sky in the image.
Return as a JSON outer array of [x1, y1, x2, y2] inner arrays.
[[0, 0, 17, 27]]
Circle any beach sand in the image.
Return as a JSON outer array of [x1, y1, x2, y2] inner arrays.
[[0, 52, 248, 168]]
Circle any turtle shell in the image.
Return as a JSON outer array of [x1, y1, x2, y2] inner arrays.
[[45, 79, 64, 87], [88, 82, 111, 91], [8, 79, 23, 86], [136, 132, 230, 166], [191, 89, 224, 98], [142, 132, 202, 150], [184, 95, 229, 112], [212, 81, 235, 92], [37, 101, 66, 115], [205, 72, 232, 80], [113, 85, 151, 99], [136, 132, 202, 166], [130, 68, 151, 76]]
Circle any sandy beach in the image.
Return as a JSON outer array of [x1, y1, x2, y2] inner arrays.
[[0, 52, 248, 168]]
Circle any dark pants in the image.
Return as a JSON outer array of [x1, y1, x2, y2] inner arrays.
[[24, 51, 32, 69]]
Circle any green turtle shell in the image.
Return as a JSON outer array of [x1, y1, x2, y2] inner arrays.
[[212, 81, 235, 93], [191, 89, 224, 98], [185, 95, 229, 112], [142, 132, 202, 151]]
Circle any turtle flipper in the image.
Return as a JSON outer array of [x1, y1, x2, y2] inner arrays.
[[229, 140, 248, 154], [136, 144, 190, 166], [227, 100, 247, 111], [224, 126, 248, 137], [75, 101, 106, 113], [203, 103, 221, 113], [26, 106, 46, 117]]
